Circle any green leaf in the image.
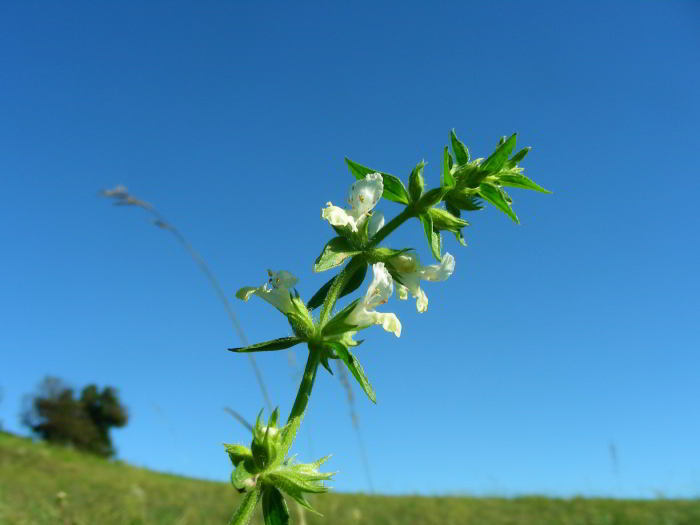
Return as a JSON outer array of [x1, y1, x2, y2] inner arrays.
[[321, 298, 361, 337], [408, 160, 425, 202], [478, 183, 519, 223], [450, 130, 470, 165], [345, 157, 410, 204], [497, 172, 551, 193], [262, 487, 290, 525], [229, 337, 303, 353], [419, 213, 441, 261], [482, 133, 517, 173], [505, 146, 531, 168], [307, 262, 367, 310], [313, 237, 359, 273], [229, 488, 262, 525], [442, 146, 455, 187], [329, 343, 376, 403]]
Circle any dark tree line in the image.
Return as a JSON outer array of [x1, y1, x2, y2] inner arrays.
[[22, 376, 128, 458]]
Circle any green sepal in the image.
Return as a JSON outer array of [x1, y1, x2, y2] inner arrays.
[[482, 133, 517, 173], [345, 157, 410, 205], [313, 237, 359, 272], [286, 296, 315, 339], [321, 298, 361, 337], [408, 160, 425, 202], [232, 458, 258, 492], [417, 187, 448, 210], [228, 488, 261, 525], [327, 342, 376, 404], [478, 182, 519, 223], [319, 352, 334, 375], [366, 246, 412, 264], [225, 443, 254, 467], [496, 172, 551, 193], [418, 213, 442, 261], [268, 407, 280, 429], [229, 337, 304, 353], [442, 146, 455, 187], [505, 146, 531, 168], [263, 455, 334, 516], [262, 486, 290, 525], [450, 129, 470, 165], [445, 188, 484, 211], [307, 263, 367, 310], [427, 207, 469, 233], [453, 163, 488, 188]]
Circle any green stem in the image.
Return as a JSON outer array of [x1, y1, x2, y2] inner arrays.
[[228, 488, 261, 525], [278, 345, 322, 458], [367, 207, 414, 248], [319, 256, 364, 326]]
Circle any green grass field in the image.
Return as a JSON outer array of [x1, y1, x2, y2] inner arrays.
[[1, 431, 698, 525]]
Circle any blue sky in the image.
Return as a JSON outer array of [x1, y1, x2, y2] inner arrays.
[[1, 1, 699, 498]]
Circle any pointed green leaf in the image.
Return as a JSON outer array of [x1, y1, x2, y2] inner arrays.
[[329, 343, 376, 404], [505, 146, 531, 168], [497, 172, 551, 193], [478, 183, 519, 223], [482, 133, 517, 173], [313, 237, 359, 273], [418, 213, 441, 261], [229, 337, 303, 353], [307, 262, 367, 310], [408, 160, 425, 202], [450, 130, 470, 165], [262, 487, 290, 525], [442, 146, 455, 187], [321, 298, 361, 337], [345, 157, 410, 204]]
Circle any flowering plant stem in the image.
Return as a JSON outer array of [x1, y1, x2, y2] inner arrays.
[[367, 207, 414, 249], [281, 344, 321, 454]]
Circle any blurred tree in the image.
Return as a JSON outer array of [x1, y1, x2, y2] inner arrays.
[[22, 377, 128, 457]]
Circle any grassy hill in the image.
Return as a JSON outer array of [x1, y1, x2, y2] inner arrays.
[[1, 432, 698, 525]]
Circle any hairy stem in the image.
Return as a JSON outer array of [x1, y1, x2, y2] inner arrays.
[[367, 206, 414, 248], [228, 488, 261, 525], [278, 344, 322, 459]]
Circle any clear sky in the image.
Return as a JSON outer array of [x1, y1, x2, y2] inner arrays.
[[1, 1, 699, 498]]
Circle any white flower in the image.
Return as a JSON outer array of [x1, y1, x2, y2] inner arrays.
[[391, 252, 455, 313], [367, 211, 385, 239], [321, 173, 383, 232], [236, 269, 298, 314], [346, 262, 401, 337]]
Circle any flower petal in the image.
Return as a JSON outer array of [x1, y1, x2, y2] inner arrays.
[[367, 211, 385, 239], [364, 262, 393, 309], [267, 269, 298, 289], [322, 202, 359, 232], [348, 173, 383, 216], [235, 286, 259, 301], [418, 253, 455, 282]]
